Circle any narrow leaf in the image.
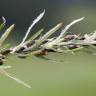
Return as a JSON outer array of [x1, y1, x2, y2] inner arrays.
[[36, 23, 63, 45], [0, 17, 6, 31], [0, 69, 32, 88], [57, 17, 85, 40], [25, 28, 44, 44], [20, 10, 45, 44], [23, 23, 63, 51], [0, 24, 15, 46]]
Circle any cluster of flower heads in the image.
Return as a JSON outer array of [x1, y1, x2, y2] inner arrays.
[[0, 10, 96, 88]]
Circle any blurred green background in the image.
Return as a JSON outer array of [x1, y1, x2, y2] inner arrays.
[[0, 0, 96, 96]]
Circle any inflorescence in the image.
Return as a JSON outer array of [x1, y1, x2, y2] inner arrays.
[[0, 10, 96, 88]]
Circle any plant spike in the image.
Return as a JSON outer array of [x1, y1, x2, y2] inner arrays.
[[11, 10, 45, 53], [23, 22, 63, 52], [10, 28, 43, 53], [0, 12, 96, 90]]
